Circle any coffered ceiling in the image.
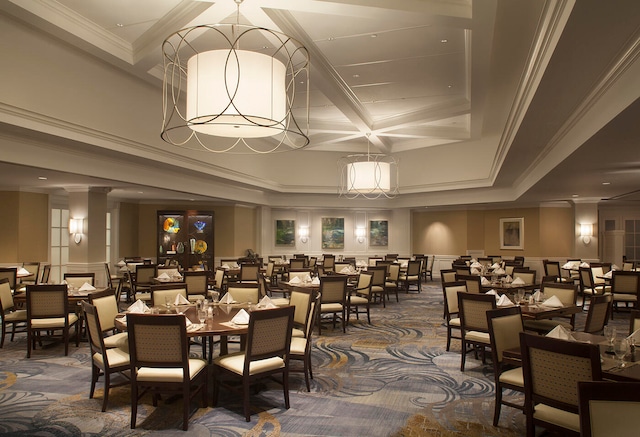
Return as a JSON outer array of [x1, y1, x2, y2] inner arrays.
[[0, 0, 639, 208]]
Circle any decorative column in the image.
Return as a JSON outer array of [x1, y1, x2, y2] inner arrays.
[[67, 187, 110, 286]]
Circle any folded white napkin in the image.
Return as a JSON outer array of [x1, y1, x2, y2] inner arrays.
[[231, 309, 250, 325], [470, 262, 482, 268], [17, 267, 30, 275], [546, 325, 574, 340], [119, 266, 129, 271], [340, 267, 351, 273], [491, 263, 502, 269], [471, 267, 481, 275], [611, 264, 620, 271], [258, 295, 276, 309], [503, 275, 513, 283], [171, 273, 183, 280], [496, 294, 514, 307], [541, 295, 563, 308], [580, 262, 590, 268], [481, 276, 491, 285], [357, 260, 367, 267], [485, 289, 497, 295], [157, 272, 170, 280], [493, 267, 505, 274], [79, 282, 96, 291], [174, 294, 189, 305], [304, 274, 312, 282], [222, 264, 230, 269], [116, 259, 126, 267], [562, 262, 574, 269], [311, 276, 320, 285], [401, 262, 408, 268], [604, 270, 613, 279], [532, 290, 543, 301], [127, 299, 149, 313], [220, 292, 235, 304], [289, 276, 301, 284], [511, 277, 526, 285], [232, 263, 240, 268]]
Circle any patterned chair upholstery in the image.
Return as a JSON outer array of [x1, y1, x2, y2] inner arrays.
[[213, 306, 294, 421], [578, 381, 640, 437], [0, 278, 27, 347], [520, 332, 602, 437], [88, 289, 128, 350], [582, 294, 612, 334], [442, 281, 466, 352], [127, 313, 207, 430], [458, 292, 495, 371], [318, 275, 348, 334]]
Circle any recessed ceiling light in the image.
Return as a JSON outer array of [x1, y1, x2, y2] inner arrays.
[[116, 23, 124, 28], [38, 176, 47, 180], [353, 74, 360, 78], [137, 191, 144, 194], [327, 37, 335, 41], [371, 34, 377, 38], [448, 85, 452, 88], [572, 194, 579, 197], [441, 39, 448, 43], [602, 182, 611, 185]]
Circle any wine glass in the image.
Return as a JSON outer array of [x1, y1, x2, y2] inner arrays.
[[614, 337, 628, 368], [603, 326, 616, 354], [198, 309, 207, 325]]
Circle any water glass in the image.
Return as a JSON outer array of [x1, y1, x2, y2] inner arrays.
[[614, 337, 629, 367], [198, 309, 207, 324], [603, 326, 616, 354]]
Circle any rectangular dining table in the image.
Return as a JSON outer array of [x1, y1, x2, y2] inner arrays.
[[502, 332, 640, 381]]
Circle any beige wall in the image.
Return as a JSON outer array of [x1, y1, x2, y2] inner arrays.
[[233, 206, 257, 256], [412, 205, 574, 258], [0, 191, 48, 263]]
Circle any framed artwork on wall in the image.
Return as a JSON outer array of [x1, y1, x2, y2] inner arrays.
[[275, 219, 296, 246], [500, 217, 524, 250], [321, 217, 344, 249], [369, 220, 388, 246]]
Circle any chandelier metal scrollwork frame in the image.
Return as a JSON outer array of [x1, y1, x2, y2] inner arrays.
[[338, 136, 399, 199], [160, 4, 310, 154]]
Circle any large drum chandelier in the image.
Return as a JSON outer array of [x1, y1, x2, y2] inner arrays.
[[161, 0, 309, 153]]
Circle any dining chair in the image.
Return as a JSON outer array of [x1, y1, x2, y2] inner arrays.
[[225, 284, 259, 305], [81, 301, 130, 412], [622, 261, 636, 271], [103, 263, 122, 301], [582, 294, 612, 334], [486, 306, 525, 426], [238, 263, 260, 283], [578, 267, 605, 309], [368, 266, 386, 307], [150, 284, 188, 307], [127, 313, 208, 430], [287, 269, 313, 283], [289, 289, 313, 338], [523, 282, 577, 335], [289, 258, 306, 271], [458, 292, 496, 371], [290, 293, 319, 391], [442, 281, 467, 352], [257, 273, 289, 305], [334, 262, 351, 274], [318, 275, 348, 334], [213, 306, 294, 422], [132, 264, 155, 302], [0, 278, 27, 347], [26, 284, 80, 357], [322, 255, 335, 272], [368, 257, 383, 267], [399, 260, 421, 293], [182, 271, 208, 302], [213, 268, 228, 294], [63, 272, 95, 289], [424, 255, 434, 281], [578, 381, 640, 437], [542, 260, 567, 283], [520, 332, 602, 437], [348, 272, 373, 325], [455, 274, 482, 294], [610, 270, 640, 318], [512, 269, 536, 285], [440, 269, 457, 284], [39, 264, 51, 284], [384, 263, 400, 303], [87, 289, 129, 349], [0, 267, 18, 292]]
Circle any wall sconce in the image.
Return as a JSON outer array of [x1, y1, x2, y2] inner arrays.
[[69, 218, 84, 244], [299, 226, 309, 243], [580, 223, 593, 244], [355, 226, 366, 243]]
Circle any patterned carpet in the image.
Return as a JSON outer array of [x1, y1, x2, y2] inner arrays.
[[0, 282, 630, 436]]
